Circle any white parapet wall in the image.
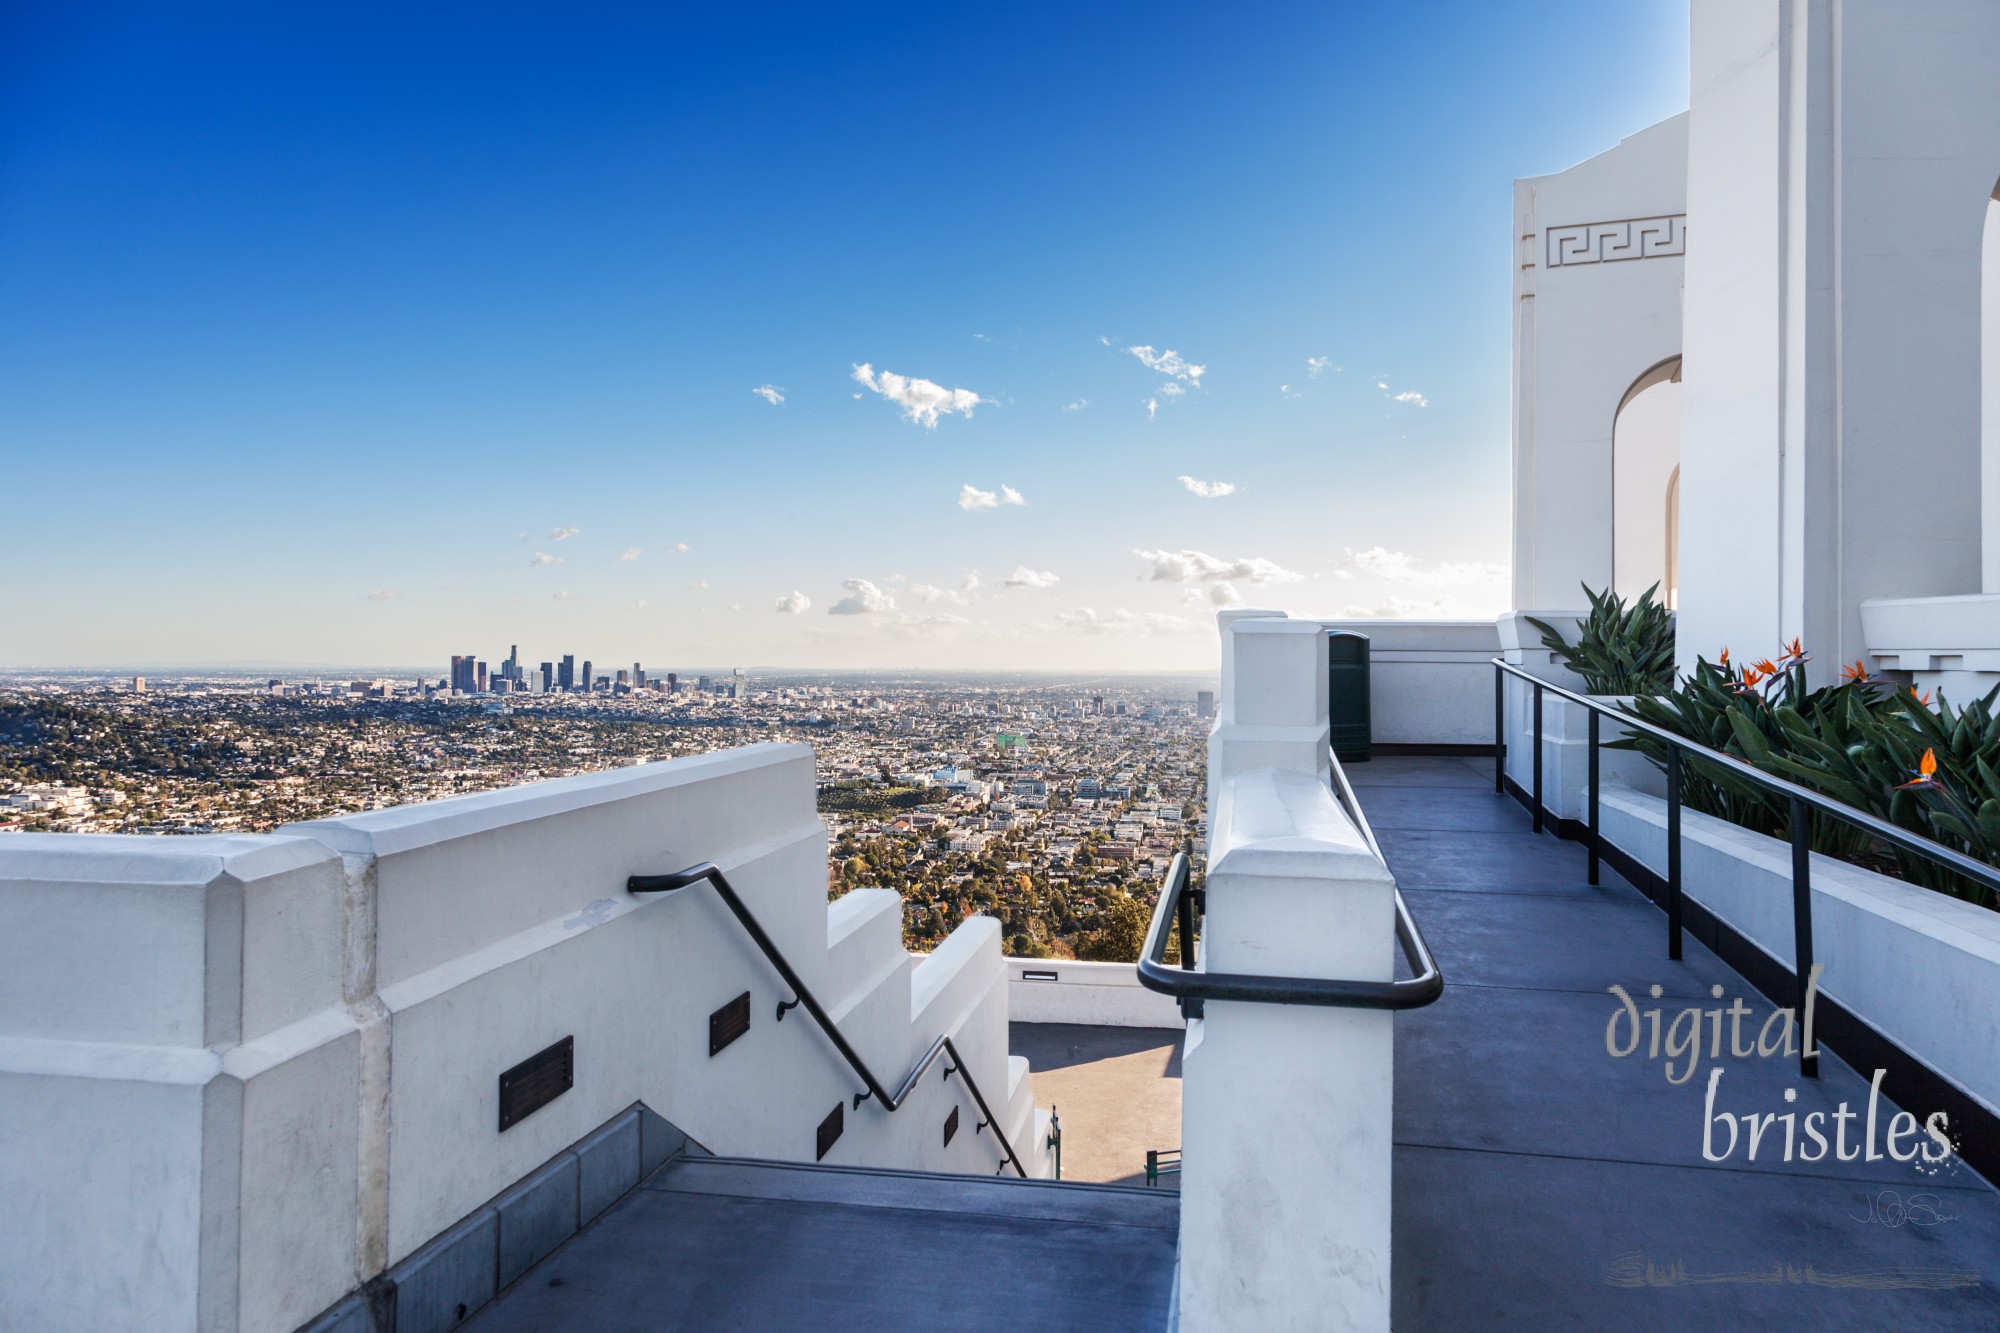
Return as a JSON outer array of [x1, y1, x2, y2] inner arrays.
[[1316, 619, 1503, 748], [1600, 786, 2000, 1121], [1005, 958, 1186, 1028], [1178, 613, 1399, 1332], [0, 742, 1049, 1333]]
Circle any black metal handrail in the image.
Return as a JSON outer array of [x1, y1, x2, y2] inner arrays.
[[1135, 748, 1444, 1018], [628, 862, 1028, 1178], [1493, 656, 2000, 1078]]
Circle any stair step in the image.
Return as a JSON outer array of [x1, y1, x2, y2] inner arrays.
[[651, 1154, 1180, 1229], [468, 1155, 1178, 1332]]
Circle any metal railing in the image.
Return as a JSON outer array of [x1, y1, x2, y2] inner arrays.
[[629, 862, 1029, 1177], [1134, 751, 1444, 1018], [1492, 656, 2000, 1079]]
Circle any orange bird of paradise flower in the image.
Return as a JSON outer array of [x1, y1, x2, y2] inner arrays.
[[1911, 686, 1933, 707], [1841, 660, 1869, 683], [1753, 658, 1779, 677], [1719, 646, 1731, 668], [1784, 637, 1805, 660], [1897, 748, 1940, 790]]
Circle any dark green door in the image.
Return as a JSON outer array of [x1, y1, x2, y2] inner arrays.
[[1328, 630, 1371, 763]]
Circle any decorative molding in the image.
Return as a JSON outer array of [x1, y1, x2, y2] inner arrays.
[[1545, 214, 1684, 268]]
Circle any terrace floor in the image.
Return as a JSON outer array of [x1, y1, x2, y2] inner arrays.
[[1363, 755, 2000, 1329], [1008, 1022, 1183, 1189]]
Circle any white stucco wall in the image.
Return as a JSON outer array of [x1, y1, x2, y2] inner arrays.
[[1513, 113, 1687, 611], [1005, 959, 1185, 1028], [1678, 0, 2000, 677], [0, 743, 1050, 1332], [1316, 619, 1502, 748], [1180, 615, 1400, 1331]]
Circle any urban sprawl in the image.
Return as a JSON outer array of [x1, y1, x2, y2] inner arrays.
[[0, 658, 1217, 959]]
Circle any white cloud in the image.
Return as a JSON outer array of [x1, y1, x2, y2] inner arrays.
[[550, 526, 580, 541], [958, 482, 1026, 511], [691, 580, 709, 590], [1126, 345, 1205, 386], [851, 362, 983, 428], [1133, 548, 1303, 585], [628, 599, 647, 612], [1177, 475, 1236, 499], [1280, 384, 1300, 399], [1393, 390, 1428, 407], [1182, 582, 1244, 609], [776, 591, 812, 614], [1004, 566, 1060, 589], [1342, 546, 1508, 586], [672, 542, 689, 554], [751, 384, 785, 406], [909, 571, 982, 606], [530, 552, 564, 567], [619, 548, 641, 562], [1063, 399, 1091, 413], [366, 589, 398, 601], [1055, 607, 1203, 636], [1145, 398, 1158, 421], [1307, 356, 1334, 378], [1157, 381, 1186, 400], [554, 590, 571, 600], [828, 578, 898, 615]]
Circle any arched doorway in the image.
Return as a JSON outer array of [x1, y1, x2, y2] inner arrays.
[[1613, 357, 1682, 605]]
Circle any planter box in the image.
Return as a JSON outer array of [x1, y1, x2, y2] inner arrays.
[[1601, 785, 2000, 1120], [1503, 688, 1666, 821]]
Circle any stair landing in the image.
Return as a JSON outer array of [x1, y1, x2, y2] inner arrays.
[[467, 1155, 1179, 1332]]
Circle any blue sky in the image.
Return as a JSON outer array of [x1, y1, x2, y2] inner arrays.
[[0, 1, 1690, 672]]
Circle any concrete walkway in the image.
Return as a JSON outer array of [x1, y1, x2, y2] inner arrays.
[[1009, 1023, 1182, 1189], [1364, 756, 2000, 1330]]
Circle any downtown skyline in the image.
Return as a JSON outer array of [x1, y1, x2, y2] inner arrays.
[[1, 2, 1692, 670]]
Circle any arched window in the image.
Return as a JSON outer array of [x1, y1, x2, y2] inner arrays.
[[1613, 357, 1682, 604]]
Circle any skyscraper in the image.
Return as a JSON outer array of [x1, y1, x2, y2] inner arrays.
[[633, 662, 644, 690], [475, 661, 488, 694], [1196, 690, 1215, 719], [581, 660, 593, 693], [540, 662, 554, 692], [451, 655, 478, 694], [666, 672, 679, 693], [559, 655, 575, 692]]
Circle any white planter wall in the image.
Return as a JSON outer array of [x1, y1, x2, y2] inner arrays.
[[1601, 786, 2000, 1119], [1501, 692, 1666, 821], [0, 742, 1049, 1333]]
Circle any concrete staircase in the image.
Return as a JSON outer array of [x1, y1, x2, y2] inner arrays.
[[467, 1155, 1180, 1332]]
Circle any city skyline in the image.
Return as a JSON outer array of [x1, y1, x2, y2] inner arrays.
[[2, 3, 1690, 670]]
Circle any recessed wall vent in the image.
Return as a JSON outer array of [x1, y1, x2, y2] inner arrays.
[[710, 991, 752, 1056], [817, 1104, 844, 1160], [498, 1036, 573, 1131]]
